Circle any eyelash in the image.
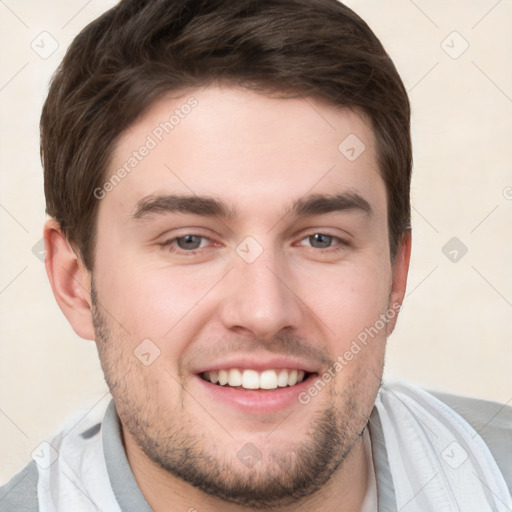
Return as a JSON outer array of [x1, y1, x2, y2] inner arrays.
[[159, 233, 349, 254]]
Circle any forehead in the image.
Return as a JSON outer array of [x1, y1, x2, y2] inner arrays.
[[102, 85, 385, 222]]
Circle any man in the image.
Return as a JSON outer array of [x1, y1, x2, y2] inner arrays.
[[1, 0, 511, 510]]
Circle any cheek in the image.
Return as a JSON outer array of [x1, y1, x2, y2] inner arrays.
[[300, 259, 392, 346], [93, 254, 221, 362], [96, 271, 176, 336]]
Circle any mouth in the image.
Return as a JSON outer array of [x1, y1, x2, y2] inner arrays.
[[192, 356, 322, 414], [194, 366, 319, 415], [199, 368, 312, 390]]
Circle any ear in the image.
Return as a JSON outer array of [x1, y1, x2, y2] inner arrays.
[[44, 219, 96, 340], [387, 230, 412, 335]]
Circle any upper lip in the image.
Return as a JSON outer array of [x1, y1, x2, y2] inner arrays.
[[193, 355, 320, 375]]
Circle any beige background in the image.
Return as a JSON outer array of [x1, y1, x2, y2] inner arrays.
[[1, 0, 511, 484]]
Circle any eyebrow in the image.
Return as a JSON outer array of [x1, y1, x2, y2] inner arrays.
[[132, 194, 236, 220], [291, 192, 372, 217], [131, 192, 372, 221]]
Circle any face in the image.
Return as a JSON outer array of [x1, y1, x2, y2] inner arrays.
[[90, 85, 406, 507]]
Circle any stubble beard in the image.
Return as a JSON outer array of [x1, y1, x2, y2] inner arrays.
[[91, 282, 377, 508]]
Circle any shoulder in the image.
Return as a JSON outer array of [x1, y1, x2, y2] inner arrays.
[[0, 461, 39, 512], [430, 389, 512, 490], [0, 403, 109, 512]]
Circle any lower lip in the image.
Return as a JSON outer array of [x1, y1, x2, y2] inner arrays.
[[193, 374, 316, 415]]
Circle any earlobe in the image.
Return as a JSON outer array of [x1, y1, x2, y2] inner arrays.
[[387, 231, 412, 335], [44, 219, 96, 340]]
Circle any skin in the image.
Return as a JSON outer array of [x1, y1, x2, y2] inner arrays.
[[45, 84, 411, 512]]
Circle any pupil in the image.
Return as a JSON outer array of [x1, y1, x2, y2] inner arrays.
[[177, 235, 201, 250], [310, 234, 332, 248]]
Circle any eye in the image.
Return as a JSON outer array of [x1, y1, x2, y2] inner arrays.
[[299, 233, 343, 249], [162, 235, 210, 252], [307, 233, 333, 249], [177, 235, 205, 250]]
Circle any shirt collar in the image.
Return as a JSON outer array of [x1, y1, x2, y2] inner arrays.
[[102, 400, 153, 512], [368, 405, 398, 511]]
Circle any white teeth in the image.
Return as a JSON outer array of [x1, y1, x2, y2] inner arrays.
[[203, 368, 308, 389], [260, 370, 278, 389], [228, 368, 242, 387], [277, 369, 289, 387], [242, 369, 260, 389], [218, 369, 229, 386], [288, 370, 298, 386]]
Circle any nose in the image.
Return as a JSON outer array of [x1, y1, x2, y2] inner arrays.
[[218, 247, 304, 341]]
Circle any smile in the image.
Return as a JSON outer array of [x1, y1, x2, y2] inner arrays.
[[200, 368, 310, 390]]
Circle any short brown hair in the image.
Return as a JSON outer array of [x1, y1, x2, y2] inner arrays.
[[41, 0, 411, 270]]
